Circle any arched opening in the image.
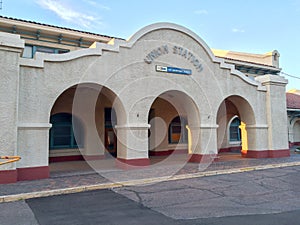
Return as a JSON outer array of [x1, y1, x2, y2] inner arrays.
[[49, 83, 125, 174], [229, 117, 241, 143], [293, 120, 300, 145], [217, 95, 255, 157], [147, 90, 200, 162]]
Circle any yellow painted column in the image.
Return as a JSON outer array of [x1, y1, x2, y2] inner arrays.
[[239, 122, 248, 154]]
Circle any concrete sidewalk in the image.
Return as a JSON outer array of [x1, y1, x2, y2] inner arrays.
[[1, 150, 300, 203]]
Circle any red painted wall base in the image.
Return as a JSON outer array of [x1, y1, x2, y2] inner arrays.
[[17, 166, 49, 181], [188, 154, 218, 163], [242, 149, 290, 158], [49, 155, 84, 163], [268, 149, 290, 158], [149, 149, 187, 156], [115, 158, 150, 169], [0, 169, 18, 184], [289, 142, 300, 148], [0, 166, 49, 184], [49, 154, 105, 163], [219, 146, 242, 153]]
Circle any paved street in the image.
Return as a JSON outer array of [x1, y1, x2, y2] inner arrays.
[[1, 165, 300, 225], [114, 165, 300, 219]]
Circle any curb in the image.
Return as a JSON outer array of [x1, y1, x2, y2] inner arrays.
[[1, 161, 300, 203]]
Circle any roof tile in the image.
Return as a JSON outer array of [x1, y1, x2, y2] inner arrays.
[[286, 93, 300, 109]]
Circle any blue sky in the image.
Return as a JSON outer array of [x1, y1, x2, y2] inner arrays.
[[1, 0, 300, 90]]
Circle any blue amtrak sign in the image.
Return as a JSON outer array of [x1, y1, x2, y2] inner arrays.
[[156, 65, 192, 75]]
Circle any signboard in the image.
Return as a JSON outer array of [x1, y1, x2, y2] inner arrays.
[[156, 65, 192, 75]]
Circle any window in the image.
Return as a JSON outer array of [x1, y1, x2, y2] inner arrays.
[[22, 45, 70, 58], [49, 113, 83, 149], [229, 117, 241, 142], [274, 53, 278, 61], [169, 116, 188, 144]]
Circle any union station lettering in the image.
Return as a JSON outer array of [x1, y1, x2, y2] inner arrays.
[[144, 45, 169, 63], [144, 45, 203, 72]]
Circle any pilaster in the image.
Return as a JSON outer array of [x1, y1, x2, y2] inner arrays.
[[255, 75, 290, 157], [0, 32, 24, 183]]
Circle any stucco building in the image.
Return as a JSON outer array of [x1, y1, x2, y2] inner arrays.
[[287, 90, 300, 147], [0, 16, 289, 184]]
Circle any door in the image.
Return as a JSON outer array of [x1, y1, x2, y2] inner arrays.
[[105, 127, 117, 157], [105, 108, 117, 157]]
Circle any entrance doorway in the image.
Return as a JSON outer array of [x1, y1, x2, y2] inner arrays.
[[105, 108, 117, 157]]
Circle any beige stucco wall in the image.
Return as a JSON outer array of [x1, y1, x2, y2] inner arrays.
[[0, 23, 289, 171], [0, 32, 24, 170]]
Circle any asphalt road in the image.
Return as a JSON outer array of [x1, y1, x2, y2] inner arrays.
[[1, 166, 300, 225]]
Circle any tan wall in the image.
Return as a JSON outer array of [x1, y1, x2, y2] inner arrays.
[[0, 23, 289, 171]]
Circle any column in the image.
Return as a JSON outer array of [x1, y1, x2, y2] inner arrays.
[[241, 124, 269, 158], [17, 123, 51, 181], [115, 124, 150, 168], [0, 32, 24, 184], [188, 124, 218, 163], [256, 74, 290, 157]]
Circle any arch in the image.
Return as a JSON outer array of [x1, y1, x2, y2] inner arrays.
[[49, 82, 126, 163], [49, 82, 126, 125], [216, 95, 256, 125], [147, 89, 201, 125], [124, 23, 265, 89], [216, 95, 256, 155], [128, 23, 216, 62], [290, 118, 300, 129], [228, 116, 241, 143], [292, 119, 300, 144], [147, 90, 201, 158]]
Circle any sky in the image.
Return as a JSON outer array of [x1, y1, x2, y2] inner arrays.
[[1, 0, 300, 90]]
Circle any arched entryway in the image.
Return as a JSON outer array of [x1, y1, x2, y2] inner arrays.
[[49, 83, 125, 169], [147, 90, 200, 163], [228, 116, 242, 151], [292, 120, 300, 145], [217, 95, 256, 157]]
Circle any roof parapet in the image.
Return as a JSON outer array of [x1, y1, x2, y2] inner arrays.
[[212, 49, 280, 68]]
